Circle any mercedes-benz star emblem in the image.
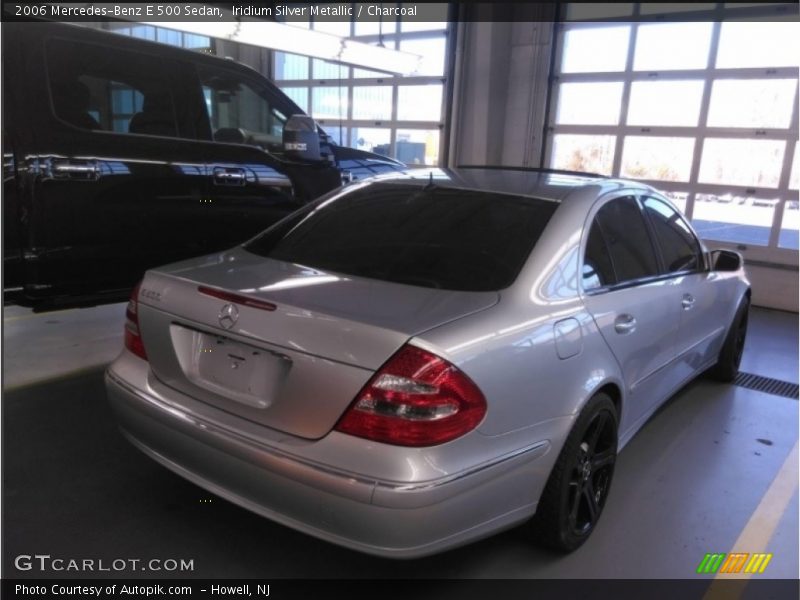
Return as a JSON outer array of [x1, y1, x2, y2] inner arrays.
[[218, 303, 239, 330]]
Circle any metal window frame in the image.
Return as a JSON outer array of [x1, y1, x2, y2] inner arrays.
[[545, 5, 800, 266]]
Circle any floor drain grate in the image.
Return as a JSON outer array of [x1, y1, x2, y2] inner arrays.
[[734, 372, 799, 400]]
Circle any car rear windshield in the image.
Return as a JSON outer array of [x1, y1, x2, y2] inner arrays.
[[244, 183, 558, 292]]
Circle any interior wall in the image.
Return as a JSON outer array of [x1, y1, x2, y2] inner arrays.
[[448, 4, 555, 168], [746, 264, 799, 313]]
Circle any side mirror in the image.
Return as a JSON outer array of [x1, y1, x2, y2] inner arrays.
[[710, 249, 743, 272], [283, 115, 322, 162]]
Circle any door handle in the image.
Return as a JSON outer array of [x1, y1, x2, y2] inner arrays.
[[614, 314, 637, 335], [213, 167, 246, 186], [50, 159, 99, 180], [681, 293, 696, 310]]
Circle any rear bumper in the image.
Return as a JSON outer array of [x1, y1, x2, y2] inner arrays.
[[105, 353, 557, 558]]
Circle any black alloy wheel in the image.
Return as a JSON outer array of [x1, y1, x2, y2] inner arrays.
[[733, 306, 749, 369], [565, 409, 617, 537], [710, 296, 750, 382], [527, 393, 618, 552]]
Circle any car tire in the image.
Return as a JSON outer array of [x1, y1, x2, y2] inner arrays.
[[526, 392, 618, 552], [709, 296, 750, 383]]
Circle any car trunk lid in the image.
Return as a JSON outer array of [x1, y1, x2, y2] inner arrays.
[[136, 248, 498, 439]]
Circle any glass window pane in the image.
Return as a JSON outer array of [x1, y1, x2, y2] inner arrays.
[[183, 34, 211, 50], [790, 143, 799, 190], [352, 86, 392, 120], [245, 184, 558, 292], [112, 88, 133, 114], [280, 87, 308, 113], [355, 20, 396, 36], [699, 139, 786, 188], [621, 137, 695, 182], [779, 195, 800, 249], [693, 193, 778, 246], [275, 52, 309, 80], [130, 25, 156, 41], [200, 66, 287, 145], [634, 22, 713, 71], [400, 37, 447, 76], [661, 191, 689, 215], [113, 118, 129, 133], [351, 127, 391, 154], [156, 28, 182, 47], [561, 26, 630, 73], [707, 79, 797, 129], [642, 197, 701, 272], [627, 80, 704, 127], [717, 22, 800, 68], [550, 134, 616, 176], [47, 38, 177, 137], [396, 129, 440, 165], [596, 196, 660, 282], [556, 82, 623, 125], [313, 20, 351, 37], [313, 59, 348, 80], [323, 126, 347, 146], [397, 85, 442, 121], [354, 66, 390, 79], [583, 222, 617, 290], [311, 87, 348, 120]]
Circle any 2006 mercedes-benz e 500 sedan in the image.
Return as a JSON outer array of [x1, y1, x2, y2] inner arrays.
[[105, 167, 750, 557]]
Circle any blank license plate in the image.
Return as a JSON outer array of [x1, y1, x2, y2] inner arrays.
[[190, 333, 290, 409]]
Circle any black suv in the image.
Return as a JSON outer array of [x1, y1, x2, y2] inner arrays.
[[2, 22, 404, 310]]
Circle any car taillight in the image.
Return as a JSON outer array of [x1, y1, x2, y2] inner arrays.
[[124, 282, 147, 361], [335, 344, 486, 447]]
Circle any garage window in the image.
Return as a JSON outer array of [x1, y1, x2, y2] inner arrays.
[[272, 5, 451, 167], [549, 5, 800, 264]]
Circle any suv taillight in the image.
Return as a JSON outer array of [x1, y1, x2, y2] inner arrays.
[[335, 344, 486, 447], [124, 282, 147, 361]]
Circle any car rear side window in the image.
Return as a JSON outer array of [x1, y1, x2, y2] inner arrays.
[[244, 184, 558, 292], [583, 222, 616, 291], [46, 38, 179, 137], [593, 196, 659, 284], [642, 196, 701, 273]]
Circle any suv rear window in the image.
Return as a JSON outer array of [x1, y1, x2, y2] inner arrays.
[[244, 183, 557, 291]]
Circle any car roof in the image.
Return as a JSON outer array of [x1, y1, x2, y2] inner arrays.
[[367, 166, 656, 202]]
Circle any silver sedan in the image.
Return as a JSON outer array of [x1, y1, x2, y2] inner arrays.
[[105, 167, 750, 557]]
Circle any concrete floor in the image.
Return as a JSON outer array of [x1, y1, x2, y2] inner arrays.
[[2, 303, 798, 579]]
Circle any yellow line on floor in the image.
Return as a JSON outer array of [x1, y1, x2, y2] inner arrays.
[[703, 439, 799, 600]]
